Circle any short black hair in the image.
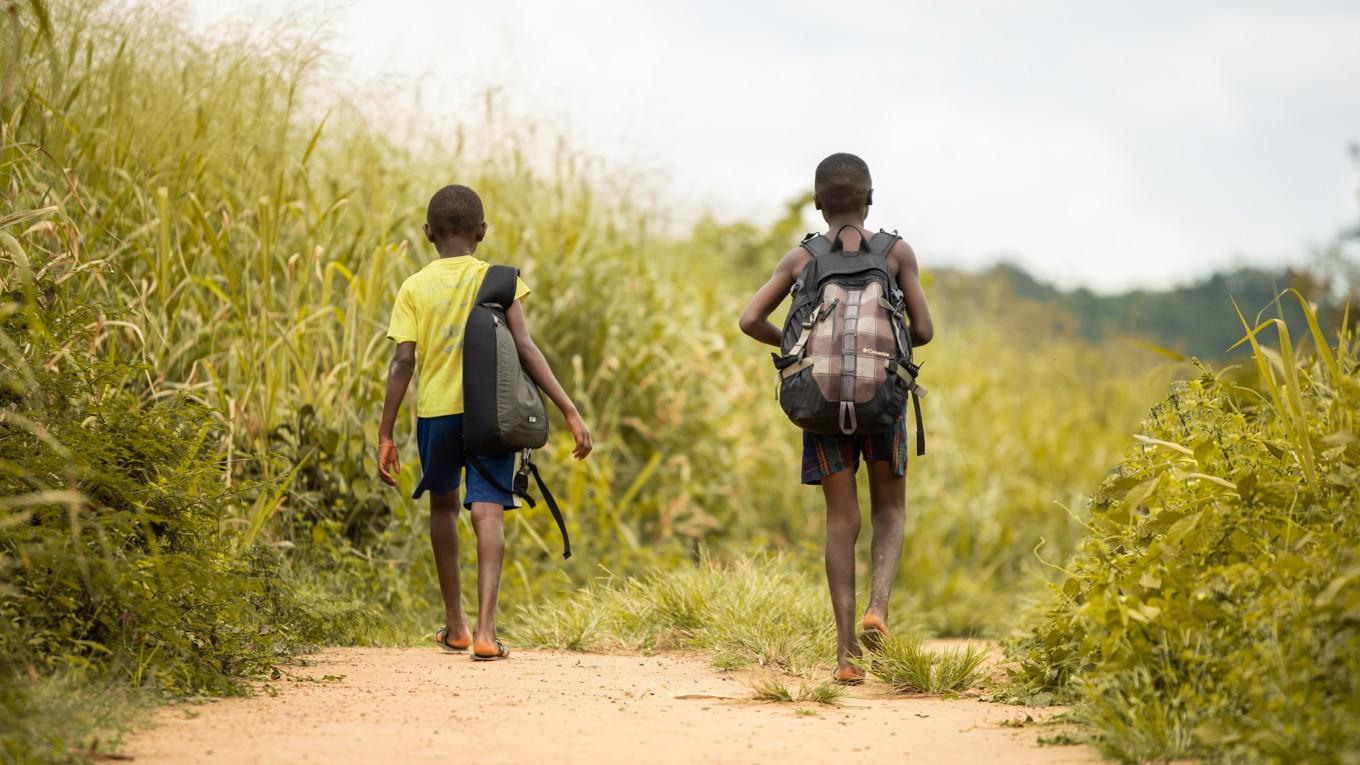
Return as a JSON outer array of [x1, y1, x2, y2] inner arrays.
[[426, 184, 484, 236], [814, 153, 872, 215]]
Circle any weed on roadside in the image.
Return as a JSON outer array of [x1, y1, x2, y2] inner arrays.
[[861, 635, 988, 694], [749, 675, 844, 706]]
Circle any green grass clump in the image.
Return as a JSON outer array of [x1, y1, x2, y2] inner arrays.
[[749, 675, 844, 705], [796, 679, 846, 705], [860, 635, 987, 694], [514, 554, 834, 676], [1008, 297, 1360, 763]]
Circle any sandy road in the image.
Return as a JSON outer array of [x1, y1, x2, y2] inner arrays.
[[123, 647, 1100, 765]]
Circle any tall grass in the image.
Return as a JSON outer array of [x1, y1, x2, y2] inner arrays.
[[4, 0, 1167, 639], [2, 2, 1182, 758]]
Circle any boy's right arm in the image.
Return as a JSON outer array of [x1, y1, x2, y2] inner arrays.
[[377, 341, 416, 486], [738, 247, 803, 347], [505, 302, 593, 460]]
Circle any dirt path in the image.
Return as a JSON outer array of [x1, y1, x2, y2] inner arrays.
[[124, 647, 1100, 764]]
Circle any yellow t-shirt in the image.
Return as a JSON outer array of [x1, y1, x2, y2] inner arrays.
[[386, 256, 531, 417]]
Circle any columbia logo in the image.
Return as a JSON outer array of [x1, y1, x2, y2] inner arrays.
[[861, 347, 890, 358]]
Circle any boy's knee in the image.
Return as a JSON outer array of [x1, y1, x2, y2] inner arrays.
[[827, 508, 862, 532], [429, 492, 461, 513], [870, 498, 905, 517], [469, 503, 504, 527]]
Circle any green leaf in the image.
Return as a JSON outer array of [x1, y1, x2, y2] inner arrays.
[[1138, 569, 1162, 590]]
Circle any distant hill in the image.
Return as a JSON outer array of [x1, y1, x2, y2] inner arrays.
[[982, 264, 1335, 361]]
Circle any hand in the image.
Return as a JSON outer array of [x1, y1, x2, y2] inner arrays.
[[565, 411, 593, 460], [378, 438, 401, 486]]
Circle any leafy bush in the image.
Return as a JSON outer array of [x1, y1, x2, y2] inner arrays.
[[1008, 296, 1360, 762]]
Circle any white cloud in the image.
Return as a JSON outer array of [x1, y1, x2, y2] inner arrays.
[[187, 0, 1360, 291]]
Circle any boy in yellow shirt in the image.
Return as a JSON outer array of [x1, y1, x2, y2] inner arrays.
[[377, 185, 592, 661]]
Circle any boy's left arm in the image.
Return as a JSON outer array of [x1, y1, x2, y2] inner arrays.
[[377, 341, 416, 486], [505, 302, 593, 460]]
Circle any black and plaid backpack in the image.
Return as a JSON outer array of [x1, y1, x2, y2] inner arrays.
[[463, 264, 572, 558], [772, 225, 926, 454]]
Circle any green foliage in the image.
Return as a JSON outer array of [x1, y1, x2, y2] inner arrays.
[[514, 554, 835, 676], [1008, 297, 1360, 762], [0, 210, 378, 761], [859, 635, 987, 694], [1, 672, 151, 764], [749, 675, 844, 705], [2, 0, 1185, 758]]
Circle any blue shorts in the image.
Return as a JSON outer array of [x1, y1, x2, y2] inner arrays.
[[412, 414, 517, 510]]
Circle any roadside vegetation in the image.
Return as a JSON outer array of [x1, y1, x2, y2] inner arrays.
[[3, 2, 1355, 763], [1007, 297, 1360, 762]]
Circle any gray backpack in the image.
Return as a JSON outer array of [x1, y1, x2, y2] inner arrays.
[[463, 265, 570, 558], [773, 226, 926, 453]]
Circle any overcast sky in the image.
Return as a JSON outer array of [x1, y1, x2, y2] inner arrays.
[[189, 0, 1360, 292]]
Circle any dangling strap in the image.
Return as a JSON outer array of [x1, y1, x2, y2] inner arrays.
[[891, 362, 928, 456], [467, 453, 572, 559], [524, 458, 571, 560], [911, 389, 926, 457]]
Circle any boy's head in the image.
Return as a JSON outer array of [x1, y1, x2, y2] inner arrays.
[[424, 184, 487, 249], [814, 153, 873, 218]]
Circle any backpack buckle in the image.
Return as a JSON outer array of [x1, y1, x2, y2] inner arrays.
[[514, 450, 533, 497]]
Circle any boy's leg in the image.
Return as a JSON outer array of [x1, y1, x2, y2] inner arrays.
[[429, 490, 471, 644], [821, 468, 862, 673], [469, 501, 505, 650], [864, 459, 906, 628]]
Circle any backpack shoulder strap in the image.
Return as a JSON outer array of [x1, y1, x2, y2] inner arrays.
[[475, 264, 519, 309], [799, 234, 832, 259], [867, 229, 901, 257]]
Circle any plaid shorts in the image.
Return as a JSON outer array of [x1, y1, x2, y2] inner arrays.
[[801, 406, 909, 485]]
